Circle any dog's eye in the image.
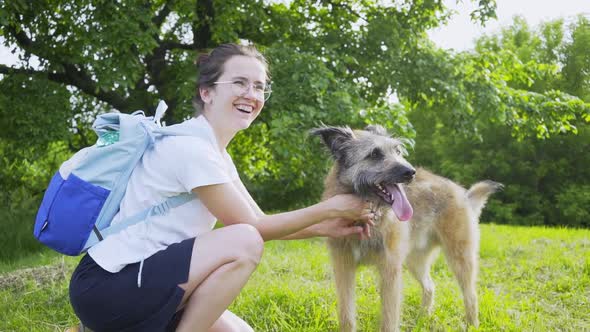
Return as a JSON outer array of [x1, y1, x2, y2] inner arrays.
[[368, 148, 384, 160]]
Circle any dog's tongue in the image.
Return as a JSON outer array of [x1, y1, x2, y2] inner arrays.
[[386, 184, 413, 221]]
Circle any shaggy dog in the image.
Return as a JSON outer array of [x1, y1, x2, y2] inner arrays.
[[312, 125, 502, 331]]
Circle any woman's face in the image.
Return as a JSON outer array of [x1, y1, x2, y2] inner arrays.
[[202, 55, 267, 132]]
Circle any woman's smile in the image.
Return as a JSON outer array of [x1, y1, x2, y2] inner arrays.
[[234, 103, 253, 114]]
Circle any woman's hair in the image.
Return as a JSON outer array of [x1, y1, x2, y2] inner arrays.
[[192, 43, 269, 114]]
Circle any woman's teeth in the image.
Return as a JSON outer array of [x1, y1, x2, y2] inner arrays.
[[235, 104, 253, 113]]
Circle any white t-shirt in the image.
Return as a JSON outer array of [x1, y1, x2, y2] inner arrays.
[[89, 115, 239, 273]]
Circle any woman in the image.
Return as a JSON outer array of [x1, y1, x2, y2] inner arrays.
[[69, 43, 373, 332]]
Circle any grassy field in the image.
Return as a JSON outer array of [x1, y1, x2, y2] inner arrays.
[[0, 224, 589, 332]]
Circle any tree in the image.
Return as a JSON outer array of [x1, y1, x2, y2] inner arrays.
[[0, 0, 501, 208], [561, 16, 590, 102], [2, 0, 587, 210], [409, 16, 590, 227]]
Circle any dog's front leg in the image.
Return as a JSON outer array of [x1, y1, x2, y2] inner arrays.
[[330, 245, 357, 332], [377, 255, 403, 332]]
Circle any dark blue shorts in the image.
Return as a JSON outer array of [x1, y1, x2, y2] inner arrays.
[[69, 237, 195, 332]]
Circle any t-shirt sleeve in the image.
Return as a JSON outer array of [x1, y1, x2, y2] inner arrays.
[[223, 151, 241, 181], [175, 138, 232, 192]]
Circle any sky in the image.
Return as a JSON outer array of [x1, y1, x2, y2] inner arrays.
[[1, 0, 589, 66], [428, 0, 590, 51]]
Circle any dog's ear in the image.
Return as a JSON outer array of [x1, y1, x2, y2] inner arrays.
[[310, 126, 355, 159], [364, 124, 388, 136]]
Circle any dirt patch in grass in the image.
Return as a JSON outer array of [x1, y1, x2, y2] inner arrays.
[[0, 259, 72, 291]]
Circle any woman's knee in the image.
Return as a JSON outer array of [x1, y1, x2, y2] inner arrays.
[[209, 310, 254, 332], [227, 224, 264, 265]]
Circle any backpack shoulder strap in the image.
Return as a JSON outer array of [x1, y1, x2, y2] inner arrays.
[[82, 192, 195, 252], [83, 100, 206, 251]]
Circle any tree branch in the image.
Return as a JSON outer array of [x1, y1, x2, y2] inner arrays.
[[61, 63, 129, 110], [0, 64, 39, 76], [193, 0, 214, 49], [5, 23, 130, 111], [7, 25, 53, 62], [160, 41, 195, 50], [0, 61, 129, 111], [153, 1, 173, 28], [324, 0, 368, 23], [132, 1, 179, 101]]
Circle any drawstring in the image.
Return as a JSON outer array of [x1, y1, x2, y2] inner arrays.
[[136, 100, 167, 155], [137, 259, 145, 288], [134, 100, 170, 288], [137, 207, 153, 288], [154, 100, 167, 127], [137, 213, 150, 288], [136, 198, 175, 288], [140, 122, 157, 145]]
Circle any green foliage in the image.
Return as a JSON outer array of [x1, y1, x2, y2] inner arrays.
[[472, 16, 590, 139], [234, 46, 367, 209], [410, 17, 590, 227], [0, 186, 45, 263], [1, 225, 589, 331], [556, 184, 590, 228], [401, 38, 589, 141], [561, 16, 590, 102], [1, 2, 588, 225], [411, 117, 590, 227], [0, 0, 498, 211], [0, 141, 71, 264], [0, 74, 72, 148]]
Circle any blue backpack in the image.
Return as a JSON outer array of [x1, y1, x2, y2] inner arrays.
[[34, 101, 198, 256]]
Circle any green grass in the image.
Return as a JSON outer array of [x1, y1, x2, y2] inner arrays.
[[1, 224, 589, 332]]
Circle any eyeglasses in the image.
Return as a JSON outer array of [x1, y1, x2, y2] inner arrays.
[[213, 79, 272, 102]]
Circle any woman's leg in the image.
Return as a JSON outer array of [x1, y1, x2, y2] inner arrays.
[[175, 223, 263, 332], [209, 310, 254, 332]]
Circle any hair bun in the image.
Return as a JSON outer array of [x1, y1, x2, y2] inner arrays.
[[196, 54, 209, 67]]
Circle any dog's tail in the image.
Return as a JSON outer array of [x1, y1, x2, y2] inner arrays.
[[466, 180, 503, 220]]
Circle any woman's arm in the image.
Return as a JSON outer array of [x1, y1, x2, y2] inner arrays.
[[193, 182, 369, 241], [280, 217, 373, 240], [231, 178, 373, 240], [232, 178, 265, 218]]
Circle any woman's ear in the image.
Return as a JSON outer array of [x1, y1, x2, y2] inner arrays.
[[200, 87, 213, 105]]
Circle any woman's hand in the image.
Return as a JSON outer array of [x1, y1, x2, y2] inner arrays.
[[318, 194, 375, 239], [312, 217, 375, 239], [324, 194, 372, 221]]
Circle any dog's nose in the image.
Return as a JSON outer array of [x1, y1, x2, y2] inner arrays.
[[403, 168, 416, 181]]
